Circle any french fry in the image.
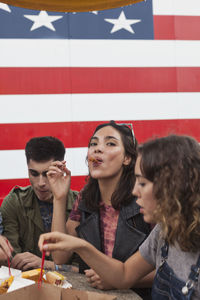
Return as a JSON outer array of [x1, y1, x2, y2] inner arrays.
[[22, 268, 44, 282], [0, 276, 14, 294], [89, 157, 98, 163]]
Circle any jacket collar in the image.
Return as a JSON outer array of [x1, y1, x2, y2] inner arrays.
[[19, 186, 37, 208], [79, 194, 140, 219], [121, 195, 140, 219], [19, 186, 44, 231]]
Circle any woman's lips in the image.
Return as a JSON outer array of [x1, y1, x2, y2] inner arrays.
[[89, 157, 103, 165]]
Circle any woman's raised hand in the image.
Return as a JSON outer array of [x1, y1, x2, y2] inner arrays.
[[47, 160, 71, 201]]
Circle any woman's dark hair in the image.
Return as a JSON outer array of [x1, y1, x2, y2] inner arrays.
[[82, 120, 137, 210], [138, 134, 200, 252]]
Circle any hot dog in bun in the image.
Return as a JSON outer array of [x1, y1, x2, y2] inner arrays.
[[46, 271, 66, 286]]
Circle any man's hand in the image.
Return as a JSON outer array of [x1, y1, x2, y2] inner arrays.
[[0, 236, 13, 261], [11, 252, 54, 271], [85, 269, 114, 290]]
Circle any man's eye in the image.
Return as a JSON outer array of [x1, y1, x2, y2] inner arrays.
[[30, 171, 39, 177]]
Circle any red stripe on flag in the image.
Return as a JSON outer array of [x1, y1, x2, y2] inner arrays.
[[0, 176, 86, 204], [154, 16, 175, 40], [177, 68, 200, 92], [154, 15, 200, 40], [1, 67, 200, 94], [0, 67, 175, 94], [0, 119, 200, 151]]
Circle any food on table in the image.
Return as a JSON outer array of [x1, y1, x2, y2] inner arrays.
[[46, 271, 66, 286], [0, 276, 14, 294], [21, 268, 43, 282]]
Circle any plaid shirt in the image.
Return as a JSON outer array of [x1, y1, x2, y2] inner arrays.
[[70, 193, 119, 257]]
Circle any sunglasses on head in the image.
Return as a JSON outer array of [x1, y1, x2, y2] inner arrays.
[[116, 122, 136, 145]]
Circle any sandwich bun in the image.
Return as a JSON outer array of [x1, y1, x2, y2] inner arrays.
[[46, 271, 66, 286]]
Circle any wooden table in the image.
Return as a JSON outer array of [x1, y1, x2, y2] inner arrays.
[[63, 271, 142, 300]]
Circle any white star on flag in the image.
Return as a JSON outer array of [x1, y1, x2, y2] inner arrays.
[[0, 2, 11, 12], [105, 11, 141, 34], [24, 11, 63, 31]]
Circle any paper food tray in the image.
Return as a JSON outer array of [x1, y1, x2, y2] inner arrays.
[[0, 266, 21, 280], [7, 277, 35, 292]]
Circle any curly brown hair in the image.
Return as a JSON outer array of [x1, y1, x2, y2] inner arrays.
[[82, 121, 137, 210], [138, 134, 200, 252]]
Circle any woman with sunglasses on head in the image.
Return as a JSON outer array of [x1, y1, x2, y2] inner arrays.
[[47, 121, 152, 299], [40, 134, 200, 300]]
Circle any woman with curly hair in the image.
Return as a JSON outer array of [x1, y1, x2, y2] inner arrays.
[[39, 134, 200, 299], [47, 121, 152, 299]]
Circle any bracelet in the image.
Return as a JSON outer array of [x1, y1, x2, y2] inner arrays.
[[55, 264, 59, 271], [55, 264, 78, 272]]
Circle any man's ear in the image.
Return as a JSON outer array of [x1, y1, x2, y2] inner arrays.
[[123, 155, 131, 166]]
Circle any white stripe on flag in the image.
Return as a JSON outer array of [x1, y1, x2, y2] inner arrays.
[[0, 92, 200, 124], [153, 0, 200, 16], [0, 147, 88, 179], [1, 40, 200, 67]]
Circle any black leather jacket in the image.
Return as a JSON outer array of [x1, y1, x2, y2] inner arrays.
[[75, 195, 151, 273]]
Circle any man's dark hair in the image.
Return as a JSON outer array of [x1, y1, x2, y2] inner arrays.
[[25, 136, 65, 163]]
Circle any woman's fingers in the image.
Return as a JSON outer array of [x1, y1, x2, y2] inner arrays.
[[85, 269, 106, 290], [38, 232, 86, 258], [47, 161, 71, 178], [85, 269, 101, 286], [84, 269, 95, 277], [38, 232, 72, 252], [49, 161, 67, 172], [38, 232, 59, 251], [90, 279, 104, 289]]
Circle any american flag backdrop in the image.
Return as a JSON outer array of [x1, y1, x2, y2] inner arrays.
[[0, 0, 200, 202]]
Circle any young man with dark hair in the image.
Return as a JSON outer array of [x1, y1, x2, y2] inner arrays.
[[0, 136, 78, 271]]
